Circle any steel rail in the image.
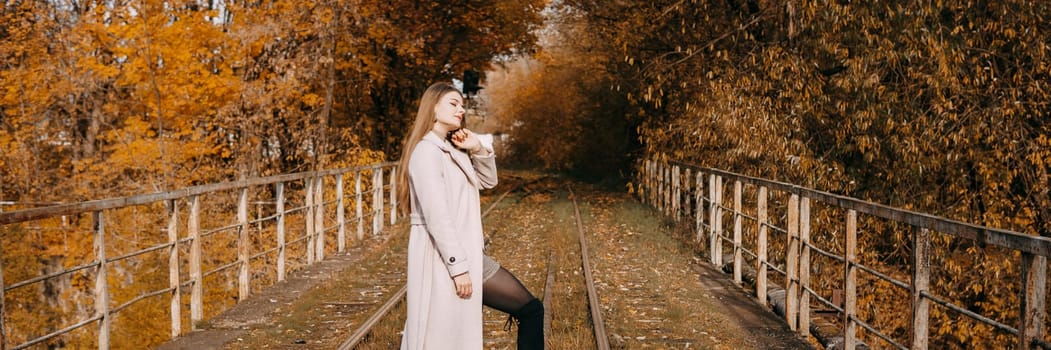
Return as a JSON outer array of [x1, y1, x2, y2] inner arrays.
[[568, 185, 610, 350]]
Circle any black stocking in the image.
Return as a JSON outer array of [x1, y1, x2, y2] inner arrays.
[[483, 267, 534, 313], [483, 267, 545, 350]]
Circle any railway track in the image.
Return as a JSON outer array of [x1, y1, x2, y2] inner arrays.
[[198, 174, 811, 349], [339, 179, 611, 349]]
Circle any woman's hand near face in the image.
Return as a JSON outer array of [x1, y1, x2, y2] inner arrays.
[[450, 129, 483, 154], [452, 272, 472, 298]]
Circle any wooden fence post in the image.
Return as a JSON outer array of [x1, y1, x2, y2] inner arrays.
[[1, 220, 5, 350], [695, 171, 704, 243], [912, 228, 931, 350], [94, 211, 111, 350], [683, 168, 692, 218], [1021, 252, 1047, 350], [786, 194, 800, 331], [673, 165, 681, 221], [276, 183, 286, 282], [733, 180, 743, 284], [657, 163, 664, 213], [798, 196, 811, 338], [167, 200, 181, 338], [655, 163, 661, 212], [189, 195, 203, 328], [663, 163, 668, 213], [666, 165, 673, 217], [649, 160, 656, 206], [708, 174, 718, 264], [378, 168, 385, 232], [238, 187, 249, 302], [641, 160, 647, 205], [655, 161, 664, 211], [643, 160, 649, 206], [384, 168, 388, 230], [336, 174, 346, 253], [305, 177, 315, 264], [714, 176, 724, 266], [373, 168, 382, 236], [757, 186, 769, 307], [647, 159, 655, 207], [845, 209, 858, 350], [356, 171, 364, 240], [390, 167, 397, 225], [315, 175, 325, 261]]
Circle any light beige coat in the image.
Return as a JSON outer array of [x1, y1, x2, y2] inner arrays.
[[401, 132, 497, 350]]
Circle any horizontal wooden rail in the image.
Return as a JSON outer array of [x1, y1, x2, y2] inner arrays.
[[0, 162, 398, 350], [666, 160, 1051, 257], [0, 163, 394, 225], [643, 159, 1048, 350], [4, 261, 100, 292], [11, 315, 102, 350]]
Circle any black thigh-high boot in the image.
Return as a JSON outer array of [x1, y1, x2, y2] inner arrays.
[[483, 267, 546, 349], [513, 298, 544, 350]]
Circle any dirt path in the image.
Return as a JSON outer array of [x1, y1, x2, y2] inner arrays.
[[156, 174, 812, 350]]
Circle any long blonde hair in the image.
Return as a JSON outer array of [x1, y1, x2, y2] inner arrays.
[[396, 82, 462, 215]]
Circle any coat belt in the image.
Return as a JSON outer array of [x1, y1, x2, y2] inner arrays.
[[410, 214, 426, 225]]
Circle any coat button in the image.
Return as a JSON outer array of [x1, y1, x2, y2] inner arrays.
[[449, 257, 456, 263]]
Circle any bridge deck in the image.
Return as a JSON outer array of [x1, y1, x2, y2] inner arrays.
[[158, 175, 812, 349]]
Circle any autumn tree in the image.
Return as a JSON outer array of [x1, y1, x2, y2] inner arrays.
[[484, 2, 633, 183], [0, 0, 545, 347], [548, 0, 1048, 347], [336, 0, 547, 157]]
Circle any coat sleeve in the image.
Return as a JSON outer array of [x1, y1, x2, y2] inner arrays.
[[471, 146, 498, 190], [409, 143, 470, 277]]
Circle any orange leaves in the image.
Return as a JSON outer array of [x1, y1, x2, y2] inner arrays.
[[0, 1, 549, 347], [1, 0, 549, 200], [562, 0, 1048, 347]]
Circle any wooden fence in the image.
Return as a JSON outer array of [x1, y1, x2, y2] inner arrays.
[[0, 162, 398, 350], [642, 159, 1049, 350]]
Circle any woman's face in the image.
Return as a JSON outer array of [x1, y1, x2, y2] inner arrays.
[[432, 91, 465, 132]]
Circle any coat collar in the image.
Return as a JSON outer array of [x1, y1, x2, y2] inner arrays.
[[422, 131, 480, 188]]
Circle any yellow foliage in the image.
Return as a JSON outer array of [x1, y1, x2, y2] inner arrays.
[[2, 0, 546, 347]]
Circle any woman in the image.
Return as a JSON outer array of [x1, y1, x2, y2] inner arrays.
[[397, 82, 495, 349]]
